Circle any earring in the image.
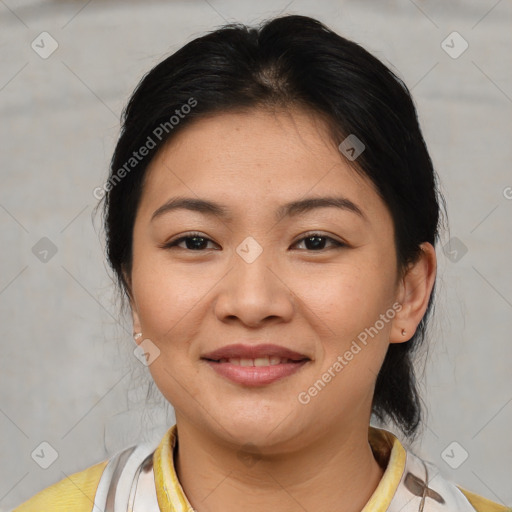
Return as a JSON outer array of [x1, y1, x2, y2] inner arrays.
[[134, 332, 143, 341], [401, 329, 406, 336]]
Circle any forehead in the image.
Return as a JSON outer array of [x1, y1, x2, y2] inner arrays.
[[137, 108, 390, 226]]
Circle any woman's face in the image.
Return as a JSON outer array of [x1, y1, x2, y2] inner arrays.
[[129, 107, 413, 451]]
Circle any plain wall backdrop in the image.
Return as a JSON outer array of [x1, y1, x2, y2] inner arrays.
[[1, 0, 511, 509]]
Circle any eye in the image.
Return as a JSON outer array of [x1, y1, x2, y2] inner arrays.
[[292, 233, 346, 251], [162, 232, 218, 251], [161, 232, 347, 252]]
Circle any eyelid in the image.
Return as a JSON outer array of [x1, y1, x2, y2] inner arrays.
[[160, 231, 217, 249], [161, 231, 347, 251], [291, 231, 347, 249]]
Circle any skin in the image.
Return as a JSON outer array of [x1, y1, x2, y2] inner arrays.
[[126, 107, 437, 512]]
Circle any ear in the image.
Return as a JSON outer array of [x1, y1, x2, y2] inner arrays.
[[122, 267, 142, 341], [131, 307, 142, 342], [389, 242, 437, 343]]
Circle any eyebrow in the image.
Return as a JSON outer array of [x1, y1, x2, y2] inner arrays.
[[151, 196, 366, 222]]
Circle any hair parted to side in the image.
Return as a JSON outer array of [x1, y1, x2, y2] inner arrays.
[[96, 14, 446, 441]]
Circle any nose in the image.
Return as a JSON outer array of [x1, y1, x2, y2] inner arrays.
[[213, 246, 295, 328]]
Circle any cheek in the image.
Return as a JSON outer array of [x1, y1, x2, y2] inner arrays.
[[302, 265, 394, 408], [298, 260, 391, 328], [297, 259, 396, 382], [131, 260, 207, 401], [131, 250, 213, 335]]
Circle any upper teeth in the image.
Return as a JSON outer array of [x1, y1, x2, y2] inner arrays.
[[218, 357, 295, 366]]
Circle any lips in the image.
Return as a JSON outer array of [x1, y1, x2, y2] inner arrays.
[[201, 343, 310, 362], [205, 359, 309, 386], [201, 343, 311, 386]]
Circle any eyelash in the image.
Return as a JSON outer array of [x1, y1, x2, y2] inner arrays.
[[161, 231, 347, 251]]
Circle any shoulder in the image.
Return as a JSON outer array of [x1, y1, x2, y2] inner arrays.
[[12, 458, 109, 512], [458, 486, 512, 512], [370, 427, 511, 512]]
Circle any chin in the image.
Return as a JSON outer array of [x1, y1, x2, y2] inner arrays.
[[213, 411, 304, 450]]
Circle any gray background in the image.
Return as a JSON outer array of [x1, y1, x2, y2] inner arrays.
[[1, 0, 511, 509]]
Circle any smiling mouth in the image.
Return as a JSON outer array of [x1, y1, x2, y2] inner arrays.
[[201, 357, 310, 386], [203, 356, 309, 366]]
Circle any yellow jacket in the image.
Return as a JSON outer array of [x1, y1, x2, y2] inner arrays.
[[13, 425, 511, 512]]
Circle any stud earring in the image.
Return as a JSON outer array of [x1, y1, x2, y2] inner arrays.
[[401, 329, 406, 336], [134, 332, 143, 341]]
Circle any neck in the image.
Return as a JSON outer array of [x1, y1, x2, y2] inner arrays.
[[173, 418, 385, 512]]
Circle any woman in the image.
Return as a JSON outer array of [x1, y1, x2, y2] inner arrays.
[[13, 14, 510, 512]]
